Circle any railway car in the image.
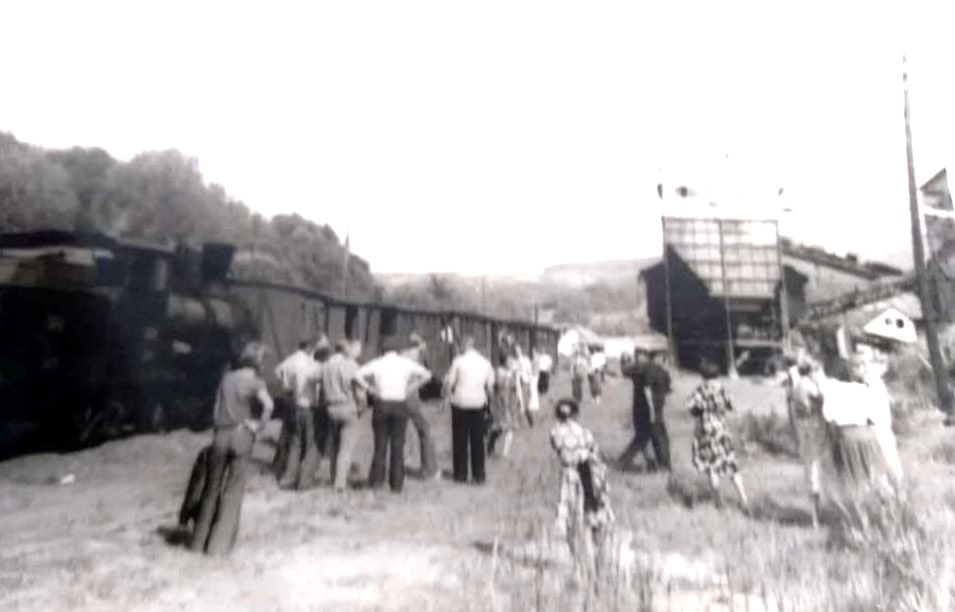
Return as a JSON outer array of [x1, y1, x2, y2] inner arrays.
[[0, 230, 558, 448]]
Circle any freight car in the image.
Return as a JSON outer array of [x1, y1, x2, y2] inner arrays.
[[0, 230, 558, 448]]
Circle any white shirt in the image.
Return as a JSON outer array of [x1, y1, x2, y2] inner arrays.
[[357, 352, 431, 402], [590, 352, 607, 372], [820, 376, 876, 427], [444, 348, 495, 409], [536, 353, 553, 373], [274, 350, 322, 409], [863, 373, 893, 432], [516, 355, 533, 384]]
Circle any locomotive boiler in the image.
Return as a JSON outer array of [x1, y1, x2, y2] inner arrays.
[[0, 231, 251, 445]]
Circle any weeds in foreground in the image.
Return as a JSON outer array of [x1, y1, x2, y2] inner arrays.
[[734, 411, 797, 458]]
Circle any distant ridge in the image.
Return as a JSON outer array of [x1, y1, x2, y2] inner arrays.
[[542, 258, 659, 287]]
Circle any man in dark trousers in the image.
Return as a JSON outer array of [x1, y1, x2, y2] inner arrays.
[[442, 335, 495, 484], [357, 336, 432, 493], [617, 347, 672, 471]]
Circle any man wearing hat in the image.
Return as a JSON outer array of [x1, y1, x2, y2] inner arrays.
[[275, 335, 326, 490], [401, 332, 439, 480], [358, 335, 432, 493]]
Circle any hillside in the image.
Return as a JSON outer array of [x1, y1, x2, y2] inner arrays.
[[542, 257, 659, 287], [0, 132, 378, 299]]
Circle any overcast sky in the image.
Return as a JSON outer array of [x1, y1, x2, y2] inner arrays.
[[3, 2, 955, 275]]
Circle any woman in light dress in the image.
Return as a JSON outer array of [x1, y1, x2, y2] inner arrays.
[[549, 398, 615, 583], [817, 352, 900, 495]]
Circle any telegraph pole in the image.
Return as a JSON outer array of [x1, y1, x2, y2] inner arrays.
[[903, 55, 954, 416]]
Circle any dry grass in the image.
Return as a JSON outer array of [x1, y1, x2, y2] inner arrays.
[[2, 371, 955, 610]]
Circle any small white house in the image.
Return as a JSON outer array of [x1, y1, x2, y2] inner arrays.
[[863, 307, 918, 344]]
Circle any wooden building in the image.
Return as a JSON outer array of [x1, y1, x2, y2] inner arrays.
[[640, 216, 807, 375]]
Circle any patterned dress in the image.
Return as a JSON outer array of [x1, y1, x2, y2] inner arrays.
[[688, 380, 739, 478], [549, 420, 615, 534]]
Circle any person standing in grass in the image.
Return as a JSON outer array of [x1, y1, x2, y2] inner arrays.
[[358, 336, 432, 493], [442, 336, 496, 483], [818, 354, 892, 495], [401, 332, 439, 480], [618, 348, 672, 471], [190, 342, 274, 556], [588, 347, 606, 405], [571, 344, 590, 405], [322, 340, 367, 492], [549, 398, 615, 584], [687, 358, 749, 512], [785, 349, 827, 527]]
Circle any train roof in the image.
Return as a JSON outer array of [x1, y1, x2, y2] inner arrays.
[[227, 278, 559, 333], [0, 230, 176, 256]]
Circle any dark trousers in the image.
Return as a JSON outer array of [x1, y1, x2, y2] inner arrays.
[[452, 406, 486, 484], [407, 394, 437, 477], [369, 400, 411, 492], [618, 420, 670, 469], [179, 445, 212, 527], [189, 427, 253, 556], [279, 405, 324, 489], [649, 422, 670, 469], [272, 405, 293, 475]]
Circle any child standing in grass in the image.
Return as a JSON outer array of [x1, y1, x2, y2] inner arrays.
[[549, 398, 615, 583], [687, 359, 749, 512]]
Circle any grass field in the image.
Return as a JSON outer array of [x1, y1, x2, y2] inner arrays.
[[1, 369, 954, 611]]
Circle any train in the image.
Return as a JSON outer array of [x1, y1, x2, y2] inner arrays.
[[0, 230, 559, 447]]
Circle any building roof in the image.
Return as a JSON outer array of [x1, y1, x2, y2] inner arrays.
[[799, 277, 916, 323], [779, 238, 903, 280]]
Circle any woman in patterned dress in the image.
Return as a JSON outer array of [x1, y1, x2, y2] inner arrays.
[[687, 359, 749, 512], [549, 398, 615, 582]]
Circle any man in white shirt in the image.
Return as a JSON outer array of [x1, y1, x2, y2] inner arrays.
[[533, 348, 554, 396], [357, 336, 432, 493], [442, 336, 495, 484], [275, 337, 324, 490]]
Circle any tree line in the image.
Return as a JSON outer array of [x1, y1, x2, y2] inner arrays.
[[0, 131, 377, 299], [0, 131, 645, 331]]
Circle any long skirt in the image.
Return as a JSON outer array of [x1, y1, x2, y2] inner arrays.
[[831, 425, 888, 490], [794, 416, 827, 494]]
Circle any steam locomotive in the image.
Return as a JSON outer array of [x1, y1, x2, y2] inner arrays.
[[0, 230, 559, 448]]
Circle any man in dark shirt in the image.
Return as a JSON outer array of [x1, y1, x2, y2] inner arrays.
[[616, 348, 672, 471]]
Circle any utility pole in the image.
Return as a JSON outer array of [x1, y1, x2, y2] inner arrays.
[[903, 55, 954, 417], [481, 277, 487, 315], [341, 231, 350, 300]]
